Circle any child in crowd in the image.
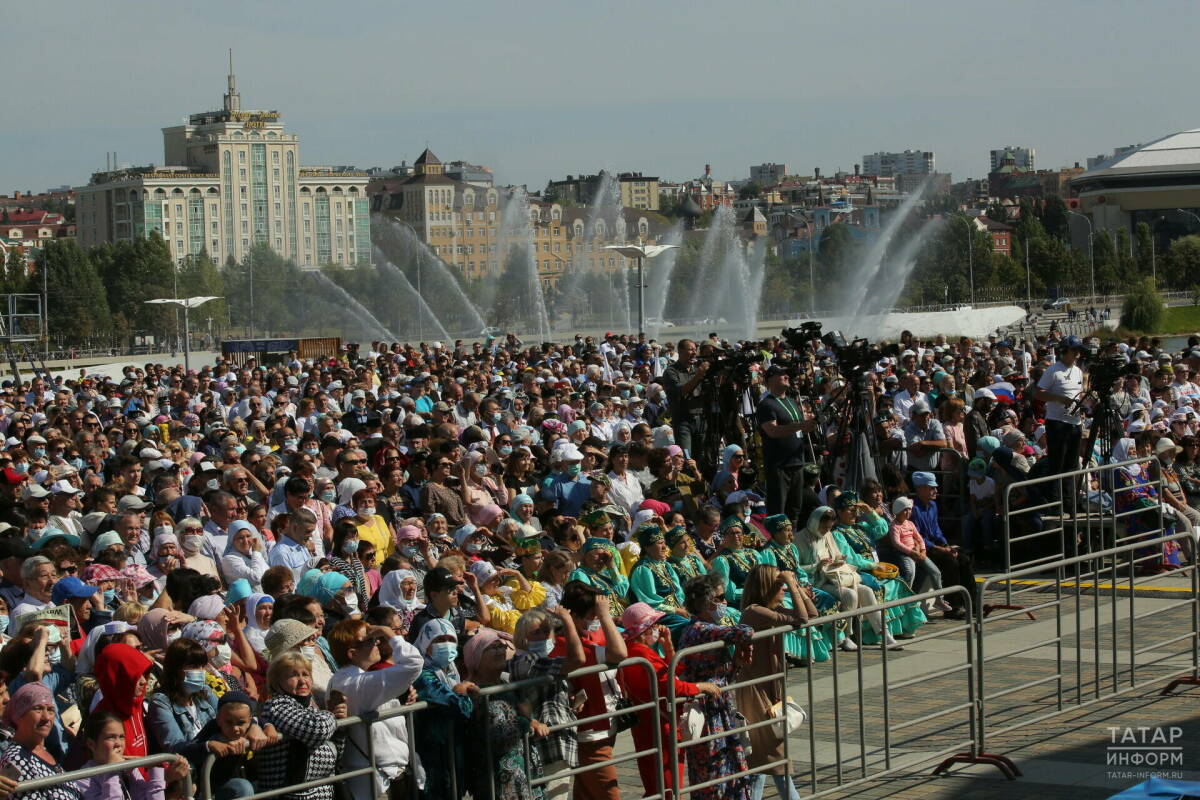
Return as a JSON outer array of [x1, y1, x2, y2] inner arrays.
[[887, 498, 952, 614]]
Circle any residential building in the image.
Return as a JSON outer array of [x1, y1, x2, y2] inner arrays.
[[749, 163, 789, 185], [973, 215, 1013, 256], [0, 209, 75, 268], [0, 189, 75, 213], [990, 147, 1035, 172], [370, 149, 665, 289], [861, 150, 935, 177], [444, 160, 495, 187], [545, 170, 660, 210], [75, 61, 369, 267]]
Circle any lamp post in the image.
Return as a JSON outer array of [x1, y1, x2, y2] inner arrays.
[[603, 243, 679, 336], [955, 215, 976, 305], [1066, 209, 1095, 301], [144, 296, 220, 372]]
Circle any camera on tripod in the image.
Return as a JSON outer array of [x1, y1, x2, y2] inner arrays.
[[1085, 352, 1138, 393], [701, 346, 765, 386], [782, 322, 824, 352]]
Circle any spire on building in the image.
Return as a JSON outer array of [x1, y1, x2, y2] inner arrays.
[[224, 49, 241, 113]]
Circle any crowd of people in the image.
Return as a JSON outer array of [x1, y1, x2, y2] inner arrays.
[[0, 324, 1191, 800]]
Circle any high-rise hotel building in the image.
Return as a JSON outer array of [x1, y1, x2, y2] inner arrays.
[[75, 62, 369, 268]]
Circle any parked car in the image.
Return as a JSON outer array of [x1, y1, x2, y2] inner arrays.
[[646, 317, 675, 328], [1042, 297, 1070, 311]]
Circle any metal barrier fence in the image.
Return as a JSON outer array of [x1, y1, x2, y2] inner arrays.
[[993, 456, 1164, 616], [16, 752, 191, 797], [972, 530, 1200, 760]]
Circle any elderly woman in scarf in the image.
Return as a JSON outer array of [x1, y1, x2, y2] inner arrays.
[[508, 493, 542, 536], [377, 568, 423, 636], [220, 519, 268, 591], [628, 523, 690, 639], [462, 628, 546, 800], [1112, 436, 1183, 571], [0, 683, 79, 792], [758, 514, 835, 664], [830, 492, 926, 644], [568, 536, 630, 614], [147, 530, 183, 592], [710, 516, 760, 610], [709, 444, 745, 505], [797, 506, 900, 651], [309, 571, 359, 634], [412, 618, 474, 800], [243, 593, 274, 655]]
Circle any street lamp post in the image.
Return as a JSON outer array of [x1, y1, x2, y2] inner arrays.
[[144, 296, 220, 372], [603, 243, 679, 336], [1066, 209, 1096, 301], [955, 215, 976, 305]]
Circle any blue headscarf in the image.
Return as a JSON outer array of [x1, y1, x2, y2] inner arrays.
[[296, 568, 324, 598], [312, 571, 350, 606], [509, 493, 534, 519], [223, 519, 261, 555], [710, 444, 743, 494]]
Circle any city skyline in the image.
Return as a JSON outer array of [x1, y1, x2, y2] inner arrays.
[[4, 0, 1199, 193]]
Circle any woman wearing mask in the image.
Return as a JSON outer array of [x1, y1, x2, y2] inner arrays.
[[676, 574, 756, 800], [180, 619, 252, 699], [461, 452, 505, 525], [220, 520, 269, 591], [327, 520, 367, 608], [175, 518, 219, 581], [412, 618, 476, 800], [396, 524, 436, 585], [618, 602, 721, 799], [351, 489, 394, 562], [311, 572, 358, 634], [147, 529, 183, 593], [146, 638, 222, 765]]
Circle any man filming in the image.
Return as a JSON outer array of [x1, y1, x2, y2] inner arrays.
[[661, 338, 710, 465], [1034, 335, 1086, 498], [757, 363, 814, 521]]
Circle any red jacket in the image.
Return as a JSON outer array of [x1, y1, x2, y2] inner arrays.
[[93, 643, 153, 758]]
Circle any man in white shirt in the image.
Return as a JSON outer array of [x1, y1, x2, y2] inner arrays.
[[891, 373, 928, 423], [1034, 336, 1086, 497]]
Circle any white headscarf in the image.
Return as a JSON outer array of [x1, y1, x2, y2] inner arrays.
[[378, 569, 423, 612], [243, 593, 274, 654], [337, 477, 367, 507], [415, 617, 458, 688], [1110, 437, 1142, 477], [77, 621, 132, 676]]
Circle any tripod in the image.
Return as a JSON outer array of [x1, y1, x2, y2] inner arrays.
[[824, 373, 879, 492]]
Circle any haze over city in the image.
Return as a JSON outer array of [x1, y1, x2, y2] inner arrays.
[[4, 0, 1199, 191]]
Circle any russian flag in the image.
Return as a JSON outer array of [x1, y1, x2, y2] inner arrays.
[[987, 382, 1017, 404]]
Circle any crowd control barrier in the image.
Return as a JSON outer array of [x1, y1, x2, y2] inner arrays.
[[992, 456, 1164, 617], [972, 531, 1200, 759], [16, 752, 192, 798]]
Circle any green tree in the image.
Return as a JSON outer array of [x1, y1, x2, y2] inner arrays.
[[92, 233, 177, 342], [1114, 227, 1137, 283], [2, 248, 28, 294], [1042, 195, 1070, 241], [178, 250, 229, 331], [37, 240, 111, 344], [1134, 222, 1155, 283], [738, 182, 762, 200], [1091, 229, 1119, 291], [1164, 235, 1200, 289], [986, 201, 1007, 223], [222, 243, 306, 338], [1120, 277, 1164, 332]]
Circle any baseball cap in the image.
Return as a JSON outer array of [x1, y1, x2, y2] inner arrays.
[[911, 400, 932, 416], [117, 495, 152, 512], [912, 471, 938, 487], [50, 480, 82, 496], [51, 576, 100, 604], [423, 566, 463, 595], [21, 484, 50, 500]]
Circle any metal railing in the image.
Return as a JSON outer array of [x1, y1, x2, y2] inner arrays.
[[974, 531, 1200, 757], [994, 456, 1164, 615], [16, 752, 192, 797]]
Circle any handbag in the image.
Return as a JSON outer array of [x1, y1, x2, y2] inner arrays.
[[606, 672, 638, 733], [678, 698, 706, 742], [770, 697, 807, 736]]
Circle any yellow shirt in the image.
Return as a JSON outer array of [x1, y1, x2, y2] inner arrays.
[[354, 514, 394, 561], [505, 578, 547, 611]]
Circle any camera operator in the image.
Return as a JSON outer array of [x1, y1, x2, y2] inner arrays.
[[661, 338, 710, 461], [756, 364, 814, 520], [1034, 335, 1086, 497]]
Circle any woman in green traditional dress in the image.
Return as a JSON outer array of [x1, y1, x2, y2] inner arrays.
[[667, 525, 708, 583], [757, 513, 835, 664], [567, 537, 630, 614], [627, 523, 691, 637], [710, 516, 760, 609], [830, 492, 926, 643]]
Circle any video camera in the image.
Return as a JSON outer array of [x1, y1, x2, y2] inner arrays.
[[701, 345, 765, 386], [782, 321, 824, 352], [1085, 351, 1139, 393]]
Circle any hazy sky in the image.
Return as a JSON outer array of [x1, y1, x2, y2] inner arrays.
[[4, 0, 1199, 193]]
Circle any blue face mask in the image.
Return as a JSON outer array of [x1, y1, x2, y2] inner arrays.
[[490, 412, 502, 424], [527, 638, 555, 658], [233, 445, 247, 456], [343, 539, 359, 554], [179, 438, 194, 451], [711, 603, 729, 622], [32, 448, 46, 459], [69, 457, 85, 470], [430, 642, 458, 670], [12, 463, 28, 475], [305, 447, 320, 457], [320, 489, 336, 503], [103, 588, 117, 605], [0, 615, 8, 633], [182, 669, 208, 694], [498, 446, 513, 457], [566, 464, 582, 477]]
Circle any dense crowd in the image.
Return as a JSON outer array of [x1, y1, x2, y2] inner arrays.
[[0, 324, 1193, 800]]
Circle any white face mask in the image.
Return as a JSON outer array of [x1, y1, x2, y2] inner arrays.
[[211, 643, 232, 668], [182, 534, 204, 554], [343, 592, 360, 612], [299, 645, 318, 662]]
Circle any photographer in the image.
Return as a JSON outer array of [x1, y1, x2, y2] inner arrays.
[[661, 338, 710, 464], [757, 365, 814, 521], [1034, 336, 1086, 497]]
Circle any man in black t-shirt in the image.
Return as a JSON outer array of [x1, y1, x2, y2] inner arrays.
[[757, 365, 814, 521]]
